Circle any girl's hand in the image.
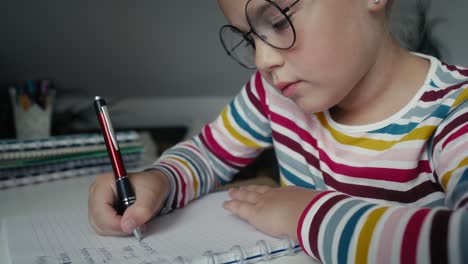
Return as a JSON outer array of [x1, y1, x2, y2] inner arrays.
[[88, 170, 170, 236], [223, 185, 321, 241]]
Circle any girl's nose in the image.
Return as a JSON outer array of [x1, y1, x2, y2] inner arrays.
[[254, 37, 284, 72]]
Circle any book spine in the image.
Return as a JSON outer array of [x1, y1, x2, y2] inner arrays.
[[0, 131, 139, 153], [0, 160, 143, 190]]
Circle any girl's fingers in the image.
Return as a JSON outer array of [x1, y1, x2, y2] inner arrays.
[[88, 173, 127, 236], [228, 187, 261, 204]]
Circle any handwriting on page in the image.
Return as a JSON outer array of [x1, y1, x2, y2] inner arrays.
[[4, 192, 288, 264], [6, 211, 171, 264]]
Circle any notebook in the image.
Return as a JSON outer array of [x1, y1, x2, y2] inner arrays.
[[0, 131, 145, 189], [2, 191, 302, 264], [0, 131, 140, 161]]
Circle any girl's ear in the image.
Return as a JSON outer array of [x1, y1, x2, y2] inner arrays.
[[367, 0, 388, 12]]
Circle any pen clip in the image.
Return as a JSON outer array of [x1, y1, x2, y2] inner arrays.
[[101, 105, 119, 151]]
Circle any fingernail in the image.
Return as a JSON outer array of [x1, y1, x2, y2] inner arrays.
[[122, 218, 137, 233]]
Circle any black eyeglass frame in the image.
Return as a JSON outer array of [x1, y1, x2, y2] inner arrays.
[[219, 0, 302, 69]]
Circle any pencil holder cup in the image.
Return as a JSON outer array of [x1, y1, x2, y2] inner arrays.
[[9, 87, 55, 139]]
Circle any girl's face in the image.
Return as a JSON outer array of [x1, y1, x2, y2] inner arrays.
[[218, 0, 388, 114]]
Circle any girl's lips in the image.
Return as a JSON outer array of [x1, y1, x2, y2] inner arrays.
[[275, 81, 301, 97]]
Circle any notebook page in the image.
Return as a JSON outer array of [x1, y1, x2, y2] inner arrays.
[[3, 191, 296, 264]]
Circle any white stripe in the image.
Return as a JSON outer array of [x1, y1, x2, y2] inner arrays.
[[300, 192, 338, 257], [316, 198, 349, 263], [416, 209, 438, 264], [448, 209, 463, 264], [367, 206, 398, 264], [319, 161, 434, 192], [237, 90, 271, 138], [347, 205, 381, 264], [225, 104, 270, 147], [331, 201, 370, 264], [390, 208, 419, 264], [213, 117, 266, 157]]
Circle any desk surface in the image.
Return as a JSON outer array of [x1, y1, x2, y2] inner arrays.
[[0, 176, 315, 264]]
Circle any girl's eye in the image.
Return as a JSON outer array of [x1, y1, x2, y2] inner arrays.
[[272, 18, 289, 31]]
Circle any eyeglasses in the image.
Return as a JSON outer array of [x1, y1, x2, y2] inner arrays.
[[219, 0, 301, 69]]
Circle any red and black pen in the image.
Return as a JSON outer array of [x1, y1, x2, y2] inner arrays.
[[94, 96, 142, 240]]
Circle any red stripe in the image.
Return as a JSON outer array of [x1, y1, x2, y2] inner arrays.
[[319, 149, 432, 183], [270, 111, 319, 149], [430, 210, 451, 264], [421, 81, 468, 102], [434, 112, 468, 147], [443, 62, 468, 77], [321, 170, 443, 203], [270, 111, 433, 183], [184, 142, 203, 155], [254, 71, 270, 118], [308, 194, 348, 261], [442, 122, 468, 149], [200, 126, 254, 167], [400, 209, 431, 264], [245, 81, 267, 118], [165, 162, 187, 208], [158, 161, 185, 209], [459, 197, 468, 208], [297, 191, 335, 256], [272, 130, 320, 169]]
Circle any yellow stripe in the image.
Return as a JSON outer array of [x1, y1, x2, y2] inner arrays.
[[355, 207, 389, 264], [441, 157, 468, 190], [173, 157, 199, 196], [453, 85, 468, 108], [221, 107, 262, 148], [316, 113, 437, 151], [280, 178, 287, 187]]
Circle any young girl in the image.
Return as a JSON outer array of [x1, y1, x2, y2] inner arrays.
[[88, 0, 468, 263]]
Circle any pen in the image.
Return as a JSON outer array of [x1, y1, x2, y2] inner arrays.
[[93, 96, 142, 240]]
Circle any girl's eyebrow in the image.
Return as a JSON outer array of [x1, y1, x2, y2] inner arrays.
[[251, 2, 276, 18]]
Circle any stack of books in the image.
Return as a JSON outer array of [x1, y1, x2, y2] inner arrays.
[[0, 131, 144, 189]]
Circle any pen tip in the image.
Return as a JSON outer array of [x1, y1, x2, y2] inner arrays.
[[94, 96, 102, 101], [133, 227, 142, 241]]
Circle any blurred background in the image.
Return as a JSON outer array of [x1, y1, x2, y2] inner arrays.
[[1, 0, 467, 139]]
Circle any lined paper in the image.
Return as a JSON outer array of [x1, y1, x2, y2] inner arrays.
[[3, 191, 283, 264]]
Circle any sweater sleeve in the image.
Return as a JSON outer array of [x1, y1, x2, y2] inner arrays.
[[297, 97, 468, 263], [149, 72, 274, 214]]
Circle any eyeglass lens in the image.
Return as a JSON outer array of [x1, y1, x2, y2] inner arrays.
[[220, 0, 297, 69]]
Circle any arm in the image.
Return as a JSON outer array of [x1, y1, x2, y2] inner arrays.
[[298, 99, 468, 264], [151, 72, 274, 213]]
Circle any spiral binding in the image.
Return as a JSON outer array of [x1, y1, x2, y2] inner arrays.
[[171, 237, 301, 264], [256, 240, 271, 261]]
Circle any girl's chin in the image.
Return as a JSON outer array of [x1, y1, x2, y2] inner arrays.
[[294, 97, 335, 114]]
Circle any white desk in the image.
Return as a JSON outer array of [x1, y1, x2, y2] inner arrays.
[[0, 175, 314, 264]]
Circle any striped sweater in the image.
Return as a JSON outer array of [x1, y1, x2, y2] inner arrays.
[[151, 54, 468, 264]]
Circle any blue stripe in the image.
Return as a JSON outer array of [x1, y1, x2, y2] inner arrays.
[[171, 152, 205, 195], [451, 181, 468, 209], [163, 144, 210, 194], [436, 67, 464, 85], [276, 148, 325, 189], [193, 137, 237, 186], [371, 105, 450, 135], [238, 91, 272, 136], [338, 204, 375, 264], [279, 166, 315, 189], [229, 101, 272, 143], [460, 168, 468, 184], [430, 80, 439, 88], [323, 199, 363, 264]]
